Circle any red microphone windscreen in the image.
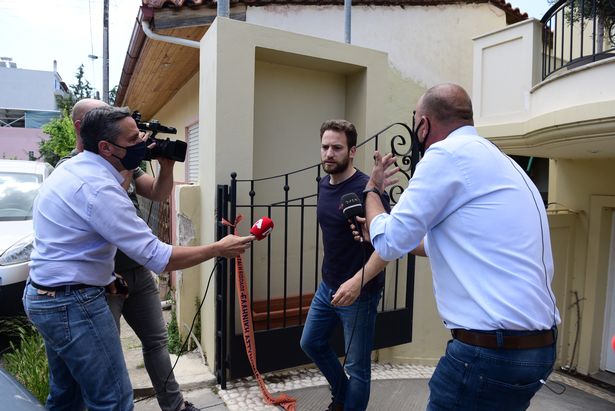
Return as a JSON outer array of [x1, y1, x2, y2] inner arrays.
[[250, 217, 274, 240]]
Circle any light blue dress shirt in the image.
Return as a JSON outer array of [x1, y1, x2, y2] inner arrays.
[[370, 126, 561, 330], [29, 151, 172, 287]]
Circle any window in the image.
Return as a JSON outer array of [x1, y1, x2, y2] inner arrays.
[[186, 123, 199, 183]]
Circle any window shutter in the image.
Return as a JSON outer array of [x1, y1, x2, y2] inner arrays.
[[186, 123, 199, 183]]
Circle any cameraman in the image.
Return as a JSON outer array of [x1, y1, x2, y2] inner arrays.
[[28, 104, 252, 411]]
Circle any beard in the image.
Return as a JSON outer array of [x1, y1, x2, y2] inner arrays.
[[321, 156, 350, 175]]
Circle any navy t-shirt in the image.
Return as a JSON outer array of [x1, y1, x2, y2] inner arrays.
[[317, 169, 387, 293]]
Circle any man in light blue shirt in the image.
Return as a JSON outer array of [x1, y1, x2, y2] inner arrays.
[[24, 106, 253, 411], [361, 84, 560, 410]]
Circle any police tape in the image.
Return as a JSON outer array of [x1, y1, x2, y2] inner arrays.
[[222, 216, 297, 411]]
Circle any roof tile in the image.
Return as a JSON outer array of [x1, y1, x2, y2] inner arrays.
[[142, 0, 528, 22]]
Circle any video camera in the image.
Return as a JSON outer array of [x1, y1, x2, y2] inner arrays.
[[131, 111, 187, 162]]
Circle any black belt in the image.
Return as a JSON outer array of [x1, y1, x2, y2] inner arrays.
[[30, 280, 95, 292], [451, 328, 556, 350]]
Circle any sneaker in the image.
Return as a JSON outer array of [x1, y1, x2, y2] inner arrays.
[[179, 401, 199, 411], [325, 402, 344, 411]]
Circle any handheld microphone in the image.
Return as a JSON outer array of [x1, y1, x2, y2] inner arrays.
[[250, 217, 274, 240], [340, 193, 364, 241]]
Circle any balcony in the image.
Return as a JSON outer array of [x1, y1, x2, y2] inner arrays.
[[472, 0, 615, 159]]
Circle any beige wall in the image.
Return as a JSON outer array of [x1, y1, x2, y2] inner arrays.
[[473, 18, 615, 160], [173, 184, 206, 359], [148, 73, 200, 183], [548, 159, 615, 374]]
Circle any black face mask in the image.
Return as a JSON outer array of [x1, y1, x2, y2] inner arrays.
[[107, 140, 147, 170], [413, 118, 430, 158]]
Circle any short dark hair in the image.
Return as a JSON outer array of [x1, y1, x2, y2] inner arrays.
[[320, 119, 357, 148], [81, 106, 132, 153], [421, 84, 474, 125]]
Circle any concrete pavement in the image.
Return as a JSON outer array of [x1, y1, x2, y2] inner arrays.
[[120, 313, 615, 410]]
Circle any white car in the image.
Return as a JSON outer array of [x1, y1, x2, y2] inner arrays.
[[0, 160, 53, 317]]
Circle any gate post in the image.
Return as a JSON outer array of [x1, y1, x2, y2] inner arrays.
[[215, 184, 229, 388]]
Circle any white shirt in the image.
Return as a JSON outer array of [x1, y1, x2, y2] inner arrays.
[[29, 151, 172, 286], [370, 126, 560, 330]]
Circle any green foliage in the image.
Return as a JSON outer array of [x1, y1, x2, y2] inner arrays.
[[0, 317, 49, 405], [55, 65, 94, 113], [194, 296, 202, 344], [41, 64, 121, 165], [167, 306, 181, 355], [109, 85, 118, 106], [549, 0, 615, 44], [39, 111, 76, 166]]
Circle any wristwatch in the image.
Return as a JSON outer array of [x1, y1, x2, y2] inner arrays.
[[362, 187, 381, 204]]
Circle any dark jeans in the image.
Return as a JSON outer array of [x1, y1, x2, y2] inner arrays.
[[300, 281, 382, 411], [427, 335, 556, 411], [23, 283, 133, 411], [107, 267, 183, 411]]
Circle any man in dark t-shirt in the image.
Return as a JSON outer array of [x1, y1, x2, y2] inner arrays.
[[300, 119, 390, 411]]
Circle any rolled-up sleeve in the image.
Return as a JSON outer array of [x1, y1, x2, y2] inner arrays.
[[370, 213, 405, 261]]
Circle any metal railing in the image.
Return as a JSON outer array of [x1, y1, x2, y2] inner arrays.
[[542, 0, 615, 79]]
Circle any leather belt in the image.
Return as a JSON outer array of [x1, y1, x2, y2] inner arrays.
[[451, 328, 555, 350], [30, 280, 94, 292]]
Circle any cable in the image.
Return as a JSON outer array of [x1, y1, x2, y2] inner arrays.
[[134, 258, 221, 404]]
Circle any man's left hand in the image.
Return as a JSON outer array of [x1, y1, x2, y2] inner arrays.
[[368, 151, 399, 192], [332, 275, 361, 306]]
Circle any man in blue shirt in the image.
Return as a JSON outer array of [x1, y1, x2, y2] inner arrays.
[[57, 98, 196, 411], [300, 119, 390, 411], [362, 83, 560, 410], [24, 106, 253, 411]]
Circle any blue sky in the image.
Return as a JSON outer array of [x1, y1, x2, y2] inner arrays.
[[512, 0, 553, 19], [0, 0, 552, 95]]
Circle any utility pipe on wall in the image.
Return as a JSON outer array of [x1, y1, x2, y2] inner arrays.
[[218, 0, 230, 18], [344, 0, 351, 43]]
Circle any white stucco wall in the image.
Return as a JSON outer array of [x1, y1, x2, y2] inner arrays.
[[247, 4, 508, 92]]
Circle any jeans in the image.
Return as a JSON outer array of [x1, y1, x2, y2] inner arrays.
[[427, 334, 557, 411], [107, 267, 183, 411], [23, 282, 133, 411], [300, 281, 382, 411]]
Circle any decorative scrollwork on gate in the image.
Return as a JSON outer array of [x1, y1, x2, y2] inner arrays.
[[356, 122, 419, 205]]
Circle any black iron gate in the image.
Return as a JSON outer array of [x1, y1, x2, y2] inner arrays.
[[215, 123, 419, 387]]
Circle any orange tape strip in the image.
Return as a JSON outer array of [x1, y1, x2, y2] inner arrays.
[[222, 216, 297, 411]]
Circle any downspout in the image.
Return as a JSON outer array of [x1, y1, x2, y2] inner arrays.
[[344, 0, 351, 43], [141, 20, 200, 49], [218, 0, 230, 18]]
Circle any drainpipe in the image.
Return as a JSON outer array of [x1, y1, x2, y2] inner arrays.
[[344, 0, 351, 43], [218, 0, 230, 18], [141, 20, 200, 49]]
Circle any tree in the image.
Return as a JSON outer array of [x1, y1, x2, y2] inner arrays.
[[40, 65, 120, 166], [55, 65, 94, 113], [38, 112, 76, 166], [109, 85, 118, 106], [40, 65, 94, 166], [549, 0, 615, 52]]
